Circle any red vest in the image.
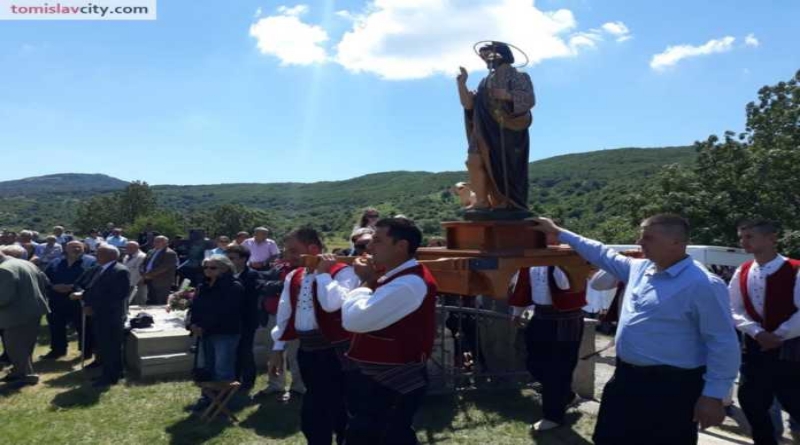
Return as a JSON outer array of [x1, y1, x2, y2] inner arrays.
[[739, 259, 800, 332], [347, 265, 438, 365], [279, 263, 351, 344], [508, 266, 587, 312]]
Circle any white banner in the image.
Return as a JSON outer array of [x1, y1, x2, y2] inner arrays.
[[0, 0, 156, 20]]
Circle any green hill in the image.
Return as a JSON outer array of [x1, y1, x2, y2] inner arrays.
[[0, 146, 696, 242]]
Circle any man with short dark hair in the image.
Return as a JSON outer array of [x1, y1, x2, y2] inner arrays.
[[270, 227, 359, 444], [533, 214, 740, 445], [227, 244, 263, 393], [342, 217, 437, 444], [730, 219, 800, 445]]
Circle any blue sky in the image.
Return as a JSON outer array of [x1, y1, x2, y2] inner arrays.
[[0, 0, 797, 185]]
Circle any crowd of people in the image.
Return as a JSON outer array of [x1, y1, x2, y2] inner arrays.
[[1, 208, 799, 445]]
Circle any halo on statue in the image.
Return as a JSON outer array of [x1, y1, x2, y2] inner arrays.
[[472, 40, 529, 69]]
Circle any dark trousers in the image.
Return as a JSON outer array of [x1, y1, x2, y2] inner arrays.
[[297, 347, 348, 445], [738, 340, 800, 445], [92, 311, 124, 383], [524, 315, 583, 423], [146, 282, 171, 305], [345, 369, 426, 445], [4, 319, 40, 377], [235, 324, 257, 390], [593, 360, 705, 445], [46, 293, 93, 357]]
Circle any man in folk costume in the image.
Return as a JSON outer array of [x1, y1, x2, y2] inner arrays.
[[508, 233, 586, 432], [269, 228, 359, 445], [729, 220, 800, 445], [342, 217, 437, 445]]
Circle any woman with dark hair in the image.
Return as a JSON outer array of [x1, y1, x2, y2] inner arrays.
[[188, 254, 245, 410], [356, 207, 380, 230]]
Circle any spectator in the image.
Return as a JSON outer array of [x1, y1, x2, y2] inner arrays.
[[226, 244, 262, 393], [17, 230, 38, 249], [137, 222, 160, 253], [342, 229, 373, 257], [35, 236, 63, 270], [0, 250, 50, 387], [353, 207, 380, 233], [188, 254, 245, 411], [234, 231, 249, 245], [205, 236, 231, 259], [1, 244, 29, 260], [105, 228, 128, 252], [242, 227, 279, 270], [52, 226, 74, 246], [41, 241, 96, 360], [142, 236, 178, 305], [83, 229, 104, 254], [74, 244, 130, 387], [102, 222, 115, 238], [123, 241, 148, 306]]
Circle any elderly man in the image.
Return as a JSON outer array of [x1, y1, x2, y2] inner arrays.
[[142, 236, 178, 305], [105, 228, 128, 252], [35, 236, 63, 270], [73, 245, 130, 387], [0, 250, 50, 387], [41, 241, 97, 360], [242, 227, 279, 270], [533, 214, 740, 445], [123, 241, 148, 306], [52, 226, 74, 247]]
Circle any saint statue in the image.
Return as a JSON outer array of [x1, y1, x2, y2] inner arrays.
[[457, 41, 535, 219]]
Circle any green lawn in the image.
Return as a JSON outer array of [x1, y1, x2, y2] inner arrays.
[[0, 331, 596, 445]]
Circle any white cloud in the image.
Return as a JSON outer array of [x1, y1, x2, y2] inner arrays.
[[249, 4, 329, 66], [744, 33, 759, 47], [650, 36, 736, 71], [601, 21, 631, 42], [250, 1, 631, 80]]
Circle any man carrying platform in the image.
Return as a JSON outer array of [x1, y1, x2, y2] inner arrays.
[[729, 220, 800, 445], [533, 214, 740, 445], [342, 217, 437, 445]]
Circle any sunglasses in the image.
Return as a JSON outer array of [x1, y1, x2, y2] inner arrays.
[[354, 243, 369, 249], [202, 266, 218, 270]]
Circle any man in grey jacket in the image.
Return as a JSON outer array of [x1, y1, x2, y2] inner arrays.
[[0, 251, 50, 386]]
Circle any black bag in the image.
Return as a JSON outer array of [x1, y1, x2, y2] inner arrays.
[[129, 312, 155, 329]]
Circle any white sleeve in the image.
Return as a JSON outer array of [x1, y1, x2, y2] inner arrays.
[[774, 269, 800, 340], [552, 266, 571, 290], [342, 275, 428, 333], [729, 267, 764, 338], [270, 273, 294, 351], [590, 270, 619, 291], [316, 266, 360, 312]]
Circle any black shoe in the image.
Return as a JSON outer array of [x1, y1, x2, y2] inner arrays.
[[85, 361, 102, 370], [1, 373, 21, 383], [39, 351, 66, 360]]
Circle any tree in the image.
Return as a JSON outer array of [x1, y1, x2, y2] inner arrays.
[[117, 181, 157, 224], [628, 70, 800, 253]]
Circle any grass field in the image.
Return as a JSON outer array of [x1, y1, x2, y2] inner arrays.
[[0, 329, 597, 445]]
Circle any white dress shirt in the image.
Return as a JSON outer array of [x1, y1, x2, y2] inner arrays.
[[510, 266, 570, 316], [729, 255, 800, 340], [341, 259, 428, 333], [123, 251, 146, 285], [271, 266, 359, 351]]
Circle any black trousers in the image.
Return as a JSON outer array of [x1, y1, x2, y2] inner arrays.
[[92, 312, 124, 382], [345, 369, 426, 445], [46, 293, 93, 357], [738, 339, 800, 445], [296, 347, 348, 445], [593, 360, 705, 445], [146, 282, 171, 305], [235, 324, 257, 390], [524, 315, 583, 423]]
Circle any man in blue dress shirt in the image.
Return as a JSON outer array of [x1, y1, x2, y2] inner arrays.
[[533, 214, 740, 445]]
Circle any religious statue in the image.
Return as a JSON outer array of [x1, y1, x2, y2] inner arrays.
[[457, 41, 535, 219]]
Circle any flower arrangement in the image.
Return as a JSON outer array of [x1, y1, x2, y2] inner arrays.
[[166, 279, 195, 312]]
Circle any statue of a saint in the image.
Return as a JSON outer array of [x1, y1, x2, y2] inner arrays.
[[457, 41, 535, 219]]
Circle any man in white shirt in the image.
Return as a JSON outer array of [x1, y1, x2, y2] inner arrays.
[[105, 228, 128, 253], [269, 228, 359, 444], [122, 241, 147, 306], [243, 227, 279, 270], [508, 232, 583, 432], [729, 220, 800, 445], [341, 217, 437, 445]]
